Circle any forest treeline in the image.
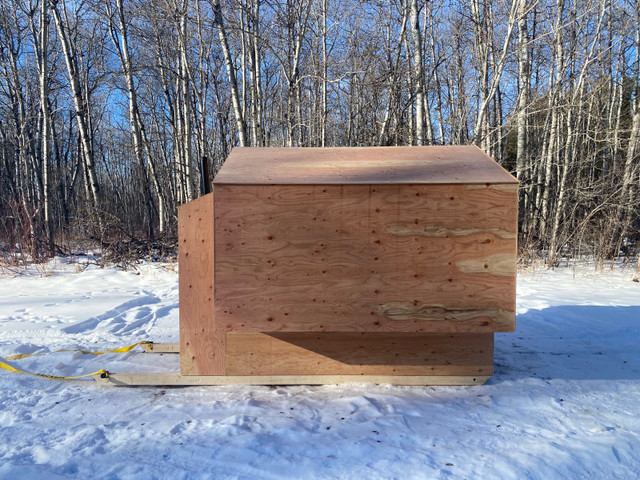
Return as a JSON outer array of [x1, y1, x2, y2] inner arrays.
[[0, 0, 639, 266]]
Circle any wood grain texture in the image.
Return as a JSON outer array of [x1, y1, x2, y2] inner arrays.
[[213, 183, 517, 335], [367, 303, 512, 326], [226, 332, 493, 376], [96, 373, 491, 386], [386, 223, 516, 239], [179, 147, 518, 379], [141, 343, 180, 353], [213, 146, 519, 185], [178, 193, 226, 375]]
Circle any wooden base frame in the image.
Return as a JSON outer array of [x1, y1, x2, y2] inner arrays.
[[94, 341, 491, 386], [94, 372, 489, 386], [140, 342, 180, 353]]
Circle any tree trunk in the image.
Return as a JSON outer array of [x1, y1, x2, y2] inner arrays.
[[38, 0, 54, 254], [213, 0, 247, 146], [619, 2, 640, 238], [471, 0, 518, 151], [108, 0, 165, 234], [50, 0, 102, 232], [539, 0, 566, 239], [516, 0, 529, 181], [409, 0, 425, 145], [179, 4, 194, 202]]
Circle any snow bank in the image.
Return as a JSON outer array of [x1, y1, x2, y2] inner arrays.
[[0, 259, 638, 479]]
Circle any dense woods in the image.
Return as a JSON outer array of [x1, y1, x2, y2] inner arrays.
[[0, 0, 639, 266]]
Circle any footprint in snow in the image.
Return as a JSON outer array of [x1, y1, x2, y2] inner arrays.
[[61, 295, 161, 334]]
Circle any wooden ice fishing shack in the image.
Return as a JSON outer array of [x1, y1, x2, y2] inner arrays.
[[177, 146, 518, 385]]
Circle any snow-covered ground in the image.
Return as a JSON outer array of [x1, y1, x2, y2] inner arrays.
[[0, 258, 638, 479]]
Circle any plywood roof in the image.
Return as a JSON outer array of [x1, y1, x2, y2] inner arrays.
[[212, 146, 518, 185]]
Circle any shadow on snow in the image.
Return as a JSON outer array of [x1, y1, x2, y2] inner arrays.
[[492, 305, 640, 382]]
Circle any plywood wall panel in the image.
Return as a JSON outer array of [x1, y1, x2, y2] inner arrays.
[[178, 193, 226, 375], [226, 332, 494, 376], [213, 184, 517, 337]]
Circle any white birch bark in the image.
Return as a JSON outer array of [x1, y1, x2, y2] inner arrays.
[[547, 0, 606, 266], [213, 0, 247, 146], [50, 0, 102, 230], [516, 0, 530, 181], [471, 0, 518, 150], [179, 4, 193, 202], [108, 0, 165, 233], [620, 2, 640, 223], [409, 0, 425, 145], [539, 0, 565, 238], [40, 0, 53, 253]]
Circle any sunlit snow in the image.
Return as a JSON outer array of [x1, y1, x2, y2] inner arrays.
[[1, 258, 638, 479]]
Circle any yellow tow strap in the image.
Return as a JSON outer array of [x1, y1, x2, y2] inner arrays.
[[4, 341, 152, 360], [0, 358, 108, 380], [0, 341, 152, 381]]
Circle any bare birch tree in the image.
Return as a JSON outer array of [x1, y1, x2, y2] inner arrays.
[[0, 0, 638, 265], [50, 0, 102, 231]]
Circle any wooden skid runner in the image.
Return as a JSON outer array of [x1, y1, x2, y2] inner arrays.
[[141, 343, 180, 353], [94, 373, 490, 386]]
